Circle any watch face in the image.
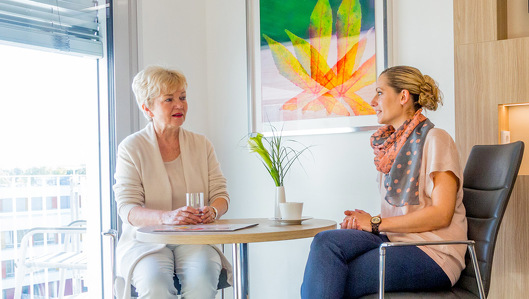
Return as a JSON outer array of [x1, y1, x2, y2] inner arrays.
[[371, 216, 381, 224]]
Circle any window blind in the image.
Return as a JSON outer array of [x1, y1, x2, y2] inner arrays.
[[0, 0, 103, 58]]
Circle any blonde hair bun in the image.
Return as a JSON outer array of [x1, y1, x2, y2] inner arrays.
[[418, 75, 442, 111]]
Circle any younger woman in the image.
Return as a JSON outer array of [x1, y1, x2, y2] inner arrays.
[[301, 66, 467, 298]]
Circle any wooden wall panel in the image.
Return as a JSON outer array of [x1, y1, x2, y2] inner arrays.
[[454, 0, 499, 45], [455, 36, 529, 298], [489, 176, 529, 298], [455, 38, 529, 163]]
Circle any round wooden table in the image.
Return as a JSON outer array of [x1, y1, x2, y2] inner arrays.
[[136, 218, 337, 299]]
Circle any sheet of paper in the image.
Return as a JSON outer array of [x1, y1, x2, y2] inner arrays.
[[153, 223, 259, 232]]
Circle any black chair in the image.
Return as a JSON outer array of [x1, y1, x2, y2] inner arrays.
[[361, 141, 524, 299]]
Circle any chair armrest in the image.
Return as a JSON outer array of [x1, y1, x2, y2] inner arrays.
[[19, 227, 86, 249], [18, 227, 87, 266], [380, 239, 474, 248], [22, 227, 86, 236], [67, 220, 87, 227], [377, 239, 485, 299]]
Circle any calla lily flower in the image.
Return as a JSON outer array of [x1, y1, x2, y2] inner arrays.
[[247, 129, 310, 187]]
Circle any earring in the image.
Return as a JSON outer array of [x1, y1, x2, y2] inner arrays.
[[142, 104, 153, 117]]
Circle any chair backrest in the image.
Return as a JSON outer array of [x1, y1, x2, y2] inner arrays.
[[456, 141, 524, 297]]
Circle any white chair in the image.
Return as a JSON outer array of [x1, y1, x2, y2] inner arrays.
[[102, 228, 229, 299], [14, 220, 87, 299]]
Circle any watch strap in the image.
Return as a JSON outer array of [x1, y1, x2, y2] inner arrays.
[[371, 222, 380, 234], [371, 216, 381, 235]]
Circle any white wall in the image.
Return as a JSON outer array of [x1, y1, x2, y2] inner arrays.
[[390, 0, 456, 137], [135, 1, 454, 298], [137, 0, 209, 134]]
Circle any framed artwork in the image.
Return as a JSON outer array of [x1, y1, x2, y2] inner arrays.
[[247, 0, 391, 136]]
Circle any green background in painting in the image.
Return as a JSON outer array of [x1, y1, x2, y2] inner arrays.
[[260, 0, 375, 46]]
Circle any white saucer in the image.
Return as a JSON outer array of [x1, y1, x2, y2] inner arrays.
[[268, 216, 313, 225]]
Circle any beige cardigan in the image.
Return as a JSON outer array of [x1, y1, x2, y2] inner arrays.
[[113, 123, 232, 299]]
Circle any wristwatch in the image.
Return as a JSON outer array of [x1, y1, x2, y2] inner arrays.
[[370, 216, 382, 235]]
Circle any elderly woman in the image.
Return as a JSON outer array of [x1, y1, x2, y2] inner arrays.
[[113, 66, 231, 299], [301, 66, 467, 298]]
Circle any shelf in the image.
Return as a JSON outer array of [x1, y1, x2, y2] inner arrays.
[[504, 0, 529, 39], [498, 103, 529, 175]]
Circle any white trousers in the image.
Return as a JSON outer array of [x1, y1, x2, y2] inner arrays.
[[131, 244, 222, 299]]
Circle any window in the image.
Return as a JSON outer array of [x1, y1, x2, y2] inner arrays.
[[1, 231, 14, 249], [60, 176, 71, 186], [2, 260, 15, 278], [33, 233, 44, 246], [46, 177, 57, 186], [15, 198, 27, 212], [46, 233, 58, 245], [30, 177, 43, 187], [46, 197, 57, 210], [0, 198, 12, 213], [60, 196, 71, 209], [1, 45, 102, 296], [15, 177, 27, 188], [0, 0, 113, 297], [31, 197, 43, 211], [16, 230, 29, 248], [33, 283, 45, 297]]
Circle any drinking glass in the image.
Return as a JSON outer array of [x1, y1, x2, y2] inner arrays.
[[186, 192, 204, 215]]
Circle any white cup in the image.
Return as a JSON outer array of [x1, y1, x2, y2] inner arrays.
[[279, 202, 303, 220], [186, 192, 204, 215]]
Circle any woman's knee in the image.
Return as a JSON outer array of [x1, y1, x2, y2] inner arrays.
[[134, 269, 177, 297], [132, 248, 177, 297], [311, 230, 339, 247], [194, 246, 222, 279], [311, 229, 359, 249], [178, 251, 222, 297], [176, 245, 222, 289]]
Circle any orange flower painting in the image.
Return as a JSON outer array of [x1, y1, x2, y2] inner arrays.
[[259, 0, 377, 125]]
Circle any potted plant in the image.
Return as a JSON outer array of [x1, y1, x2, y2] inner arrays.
[[247, 129, 311, 218]]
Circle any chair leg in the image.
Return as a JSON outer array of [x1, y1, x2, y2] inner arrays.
[[73, 269, 82, 295], [102, 229, 118, 299], [14, 264, 28, 299], [221, 244, 225, 299], [58, 268, 66, 299], [467, 244, 486, 299], [379, 246, 386, 299]]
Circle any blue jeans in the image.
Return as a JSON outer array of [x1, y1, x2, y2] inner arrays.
[[301, 229, 451, 298]]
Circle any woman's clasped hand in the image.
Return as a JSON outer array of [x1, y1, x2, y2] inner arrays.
[[340, 209, 373, 231], [161, 206, 217, 225]]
